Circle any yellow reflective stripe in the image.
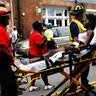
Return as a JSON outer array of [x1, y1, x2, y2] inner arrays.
[[81, 6, 84, 9], [74, 5, 84, 11], [75, 5, 82, 10], [72, 19, 86, 32], [68, 27, 73, 41], [69, 19, 86, 41]]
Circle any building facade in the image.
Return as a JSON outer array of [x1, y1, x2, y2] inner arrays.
[[4, 0, 96, 39]]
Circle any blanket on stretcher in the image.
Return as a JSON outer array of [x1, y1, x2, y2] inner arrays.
[[18, 49, 91, 72]]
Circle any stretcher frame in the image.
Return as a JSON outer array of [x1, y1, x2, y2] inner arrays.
[[14, 65, 41, 90], [14, 45, 96, 95], [46, 46, 96, 96]]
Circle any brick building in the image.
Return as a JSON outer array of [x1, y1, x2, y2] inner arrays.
[[3, 0, 96, 39]]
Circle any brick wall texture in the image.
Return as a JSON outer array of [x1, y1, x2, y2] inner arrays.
[[10, 0, 96, 39]]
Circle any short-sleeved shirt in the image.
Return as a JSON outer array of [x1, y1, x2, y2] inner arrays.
[[0, 25, 13, 55], [29, 31, 47, 56], [70, 22, 79, 40], [12, 30, 18, 40], [90, 27, 96, 45], [44, 29, 53, 41]]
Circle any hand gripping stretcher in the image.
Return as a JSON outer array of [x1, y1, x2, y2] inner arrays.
[[14, 45, 96, 96]]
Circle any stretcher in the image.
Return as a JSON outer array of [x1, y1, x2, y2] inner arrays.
[[15, 45, 96, 96], [14, 64, 41, 91], [14, 51, 64, 90]]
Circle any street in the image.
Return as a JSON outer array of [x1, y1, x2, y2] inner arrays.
[[15, 57, 96, 96]]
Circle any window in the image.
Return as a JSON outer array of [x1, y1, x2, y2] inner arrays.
[[42, 7, 69, 26], [42, 8, 46, 16], [56, 8, 63, 16], [56, 20, 62, 26], [48, 19, 54, 26], [65, 19, 67, 26], [48, 8, 54, 16], [65, 10, 67, 16]]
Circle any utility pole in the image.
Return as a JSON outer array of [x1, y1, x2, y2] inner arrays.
[[9, 0, 14, 27], [17, 0, 23, 39]]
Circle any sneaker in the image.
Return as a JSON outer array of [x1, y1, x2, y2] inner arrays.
[[19, 57, 29, 65], [29, 86, 40, 92], [44, 85, 55, 90]]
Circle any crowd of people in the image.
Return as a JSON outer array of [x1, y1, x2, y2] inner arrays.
[[0, 1, 96, 96]]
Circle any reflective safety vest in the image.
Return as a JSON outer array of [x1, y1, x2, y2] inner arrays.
[[69, 19, 86, 41]]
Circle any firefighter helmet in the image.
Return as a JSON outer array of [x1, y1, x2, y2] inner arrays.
[[70, 3, 85, 16]]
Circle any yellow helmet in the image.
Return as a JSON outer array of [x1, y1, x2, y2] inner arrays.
[[70, 3, 85, 16]]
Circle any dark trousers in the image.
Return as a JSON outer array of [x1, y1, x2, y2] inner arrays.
[[69, 53, 91, 92], [47, 41, 56, 51], [0, 62, 18, 96], [28, 53, 50, 85], [69, 63, 90, 92]]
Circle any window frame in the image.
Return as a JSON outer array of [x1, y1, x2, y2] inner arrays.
[[42, 6, 69, 26]]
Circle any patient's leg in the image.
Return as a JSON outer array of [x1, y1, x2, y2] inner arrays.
[[28, 48, 65, 63]]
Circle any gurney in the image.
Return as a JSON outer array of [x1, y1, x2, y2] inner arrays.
[[15, 45, 96, 96], [15, 51, 65, 90]]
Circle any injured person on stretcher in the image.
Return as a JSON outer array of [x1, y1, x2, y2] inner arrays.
[[19, 14, 96, 92], [19, 46, 91, 72]]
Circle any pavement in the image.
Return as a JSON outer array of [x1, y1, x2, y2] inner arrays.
[[14, 56, 96, 96]]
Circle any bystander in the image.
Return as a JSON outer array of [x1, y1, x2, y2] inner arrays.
[[0, 7, 18, 96], [28, 21, 54, 91], [44, 23, 58, 51]]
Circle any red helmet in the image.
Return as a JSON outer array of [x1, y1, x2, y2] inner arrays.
[[0, 7, 11, 17]]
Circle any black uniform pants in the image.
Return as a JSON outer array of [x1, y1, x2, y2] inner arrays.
[[0, 62, 18, 96], [68, 52, 91, 92], [47, 41, 56, 51]]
